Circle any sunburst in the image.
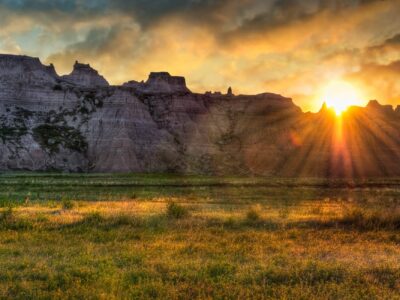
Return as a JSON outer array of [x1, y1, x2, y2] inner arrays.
[[322, 81, 363, 115]]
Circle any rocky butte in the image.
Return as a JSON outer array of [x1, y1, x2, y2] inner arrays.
[[0, 54, 400, 177]]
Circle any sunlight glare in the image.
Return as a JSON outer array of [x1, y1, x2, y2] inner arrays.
[[322, 81, 363, 115]]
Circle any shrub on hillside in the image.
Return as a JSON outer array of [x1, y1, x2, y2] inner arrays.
[[246, 208, 261, 223], [0, 207, 13, 223], [62, 199, 74, 210], [338, 208, 400, 230], [166, 202, 189, 219]]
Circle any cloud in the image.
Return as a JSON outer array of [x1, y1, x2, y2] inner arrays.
[[346, 61, 400, 107], [0, 37, 22, 54], [0, 0, 399, 112], [0, 0, 105, 13], [362, 33, 400, 65]]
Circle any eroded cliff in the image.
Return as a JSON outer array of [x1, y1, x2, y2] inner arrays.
[[1, 54, 399, 177]]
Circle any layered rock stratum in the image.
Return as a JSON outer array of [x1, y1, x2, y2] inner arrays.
[[1, 54, 400, 176]]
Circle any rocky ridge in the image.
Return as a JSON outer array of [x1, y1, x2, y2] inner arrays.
[[0, 54, 399, 177]]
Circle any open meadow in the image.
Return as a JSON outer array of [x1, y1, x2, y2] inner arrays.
[[0, 173, 400, 299]]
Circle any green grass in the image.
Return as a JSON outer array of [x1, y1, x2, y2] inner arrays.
[[0, 173, 400, 299], [2, 172, 400, 205]]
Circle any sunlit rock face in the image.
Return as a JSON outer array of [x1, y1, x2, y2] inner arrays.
[[1, 54, 400, 176]]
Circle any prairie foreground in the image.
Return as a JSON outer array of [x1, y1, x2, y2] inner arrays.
[[0, 174, 400, 299]]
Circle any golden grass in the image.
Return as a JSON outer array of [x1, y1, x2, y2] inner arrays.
[[0, 198, 400, 298]]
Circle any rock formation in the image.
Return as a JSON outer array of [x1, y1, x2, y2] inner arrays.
[[0, 54, 57, 86], [61, 61, 109, 87], [140, 72, 190, 93], [1, 54, 400, 177]]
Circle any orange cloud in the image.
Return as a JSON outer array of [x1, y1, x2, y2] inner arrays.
[[0, 0, 398, 112]]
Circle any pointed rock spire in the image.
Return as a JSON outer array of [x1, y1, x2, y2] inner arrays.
[[319, 101, 328, 113]]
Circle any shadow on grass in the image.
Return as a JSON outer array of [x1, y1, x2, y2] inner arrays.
[[255, 262, 347, 286], [0, 208, 34, 230], [210, 208, 400, 231], [334, 208, 400, 230], [56, 212, 168, 233], [2, 206, 400, 232]]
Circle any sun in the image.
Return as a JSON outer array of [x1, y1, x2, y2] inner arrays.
[[322, 81, 363, 115]]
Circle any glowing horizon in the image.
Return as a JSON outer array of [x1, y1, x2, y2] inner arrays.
[[321, 81, 365, 115]]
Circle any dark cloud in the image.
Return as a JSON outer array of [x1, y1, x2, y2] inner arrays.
[[108, 0, 198, 26], [370, 33, 400, 52], [1, 0, 399, 112], [346, 60, 400, 105], [383, 34, 400, 45], [0, 0, 223, 25], [0, 0, 80, 12], [361, 32, 400, 65], [66, 27, 114, 54], [0, 0, 107, 12], [219, 0, 393, 41], [0, 0, 388, 30], [106, 0, 390, 34]]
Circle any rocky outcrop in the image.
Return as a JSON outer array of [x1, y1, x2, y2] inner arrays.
[[122, 72, 190, 94], [61, 61, 109, 87], [122, 80, 143, 89], [1, 54, 400, 177], [0, 54, 58, 86], [366, 100, 397, 117], [141, 72, 190, 93]]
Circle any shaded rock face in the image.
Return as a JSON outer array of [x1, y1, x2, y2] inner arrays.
[[122, 80, 143, 89], [0, 54, 57, 86], [61, 61, 109, 87], [1, 54, 400, 177], [142, 72, 190, 93], [122, 72, 189, 93]]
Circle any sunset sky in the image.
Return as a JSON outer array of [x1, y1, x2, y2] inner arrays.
[[1, 0, 400, 112]]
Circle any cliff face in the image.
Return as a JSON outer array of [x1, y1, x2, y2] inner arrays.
[[1, 54, 399, 177]]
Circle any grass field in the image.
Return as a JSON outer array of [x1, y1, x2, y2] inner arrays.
[[0, 173, 400, 299]]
